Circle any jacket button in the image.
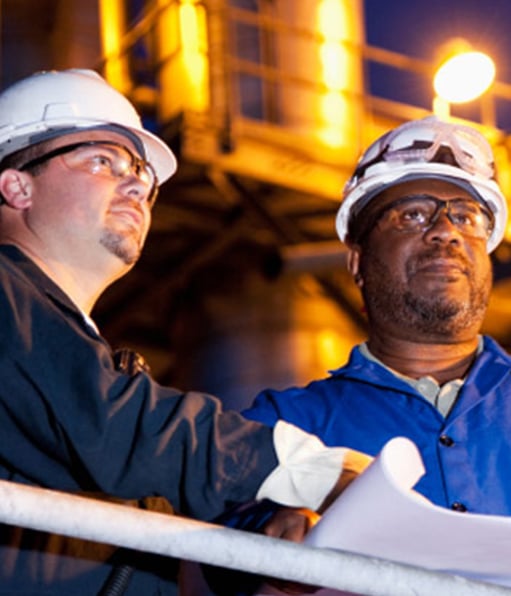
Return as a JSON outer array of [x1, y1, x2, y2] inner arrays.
[[451, 502, 467, 512], [439, 434, 454, 446]]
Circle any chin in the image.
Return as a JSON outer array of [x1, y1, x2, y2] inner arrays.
[[101, 229, 143, 265], [116, 247, 141, 266]]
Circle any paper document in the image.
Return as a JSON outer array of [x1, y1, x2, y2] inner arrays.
[[257, 436, 511, 596]]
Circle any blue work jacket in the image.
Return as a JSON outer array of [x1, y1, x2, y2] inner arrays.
[[244, 338, 511, 515], [205, 340, 511, 596]]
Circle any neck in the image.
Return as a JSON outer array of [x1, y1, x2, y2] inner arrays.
[[30, 253, 108, 314], [367, 333, 481, 385]]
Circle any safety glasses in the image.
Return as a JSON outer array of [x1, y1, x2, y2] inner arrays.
[[360, 193, 494, 241], [20, 140, 159, 205]]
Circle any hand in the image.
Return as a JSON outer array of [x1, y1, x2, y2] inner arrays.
[[261, 449, 373, 594], [263, 507, 320, 542], [318, 448, 373, 513], [262, 507, 321, 594]]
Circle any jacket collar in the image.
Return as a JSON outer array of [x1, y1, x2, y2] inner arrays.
[[0, 244, 101, 337]]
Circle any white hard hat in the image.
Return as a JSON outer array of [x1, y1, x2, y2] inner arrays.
[[336, 116, 507, 253], [0, 69, 177, 184]]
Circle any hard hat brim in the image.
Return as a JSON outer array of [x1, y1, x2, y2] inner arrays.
[[128, 125, 177, 184]]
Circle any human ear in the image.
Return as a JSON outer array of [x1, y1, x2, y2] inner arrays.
[[347, 245, 363, 287], [0, 169, 33, 209]]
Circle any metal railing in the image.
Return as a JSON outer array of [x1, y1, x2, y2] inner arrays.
[[0, 479, 510, 596]]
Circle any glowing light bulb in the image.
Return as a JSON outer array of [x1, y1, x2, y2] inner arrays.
[[434, 51, 495, 104]]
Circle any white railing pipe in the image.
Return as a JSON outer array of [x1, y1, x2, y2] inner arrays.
[[0, 480, 508, 596]]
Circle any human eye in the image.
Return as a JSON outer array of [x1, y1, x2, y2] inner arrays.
[[88, 151, 116, 175], [450, 205, 480, 228], [70, 145, 117, 176], [400, 206, 427, 223], [392, 200, 430, 227]]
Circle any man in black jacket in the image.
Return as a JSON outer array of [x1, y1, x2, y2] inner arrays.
[[0, 69, 362, 594]]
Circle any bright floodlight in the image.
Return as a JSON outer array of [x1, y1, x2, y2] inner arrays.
[[434, 51, 496, 103]]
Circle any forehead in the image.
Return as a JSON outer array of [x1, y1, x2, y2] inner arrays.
[[44, 129, 140, 156]]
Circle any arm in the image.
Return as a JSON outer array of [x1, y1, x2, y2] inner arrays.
[[0, 254, 346, 520]]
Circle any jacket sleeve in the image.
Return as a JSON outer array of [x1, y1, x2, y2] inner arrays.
[[0, 257, 346, 521]]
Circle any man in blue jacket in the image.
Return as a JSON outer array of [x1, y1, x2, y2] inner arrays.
[[245, 115, 510, 514], [209, 115, 511, 594]]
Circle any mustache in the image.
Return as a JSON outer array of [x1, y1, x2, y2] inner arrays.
[[408, 245, 471, 273], [110, 197, 144, 211], [108, 198, 145, 221]]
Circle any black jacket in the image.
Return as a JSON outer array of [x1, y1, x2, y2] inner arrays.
[[0, 244, 277, 594]]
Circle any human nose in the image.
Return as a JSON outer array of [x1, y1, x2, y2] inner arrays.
[[119, 173, 154, 205]]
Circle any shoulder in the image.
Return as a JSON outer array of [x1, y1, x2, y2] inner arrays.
[[481, 335, 511, 363]]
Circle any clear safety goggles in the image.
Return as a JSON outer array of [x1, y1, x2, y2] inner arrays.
[[20, 140, 158, 205], [349, 118, 496, 188]]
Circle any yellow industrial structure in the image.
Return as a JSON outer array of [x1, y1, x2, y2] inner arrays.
[[96, 0, 511, 198]]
